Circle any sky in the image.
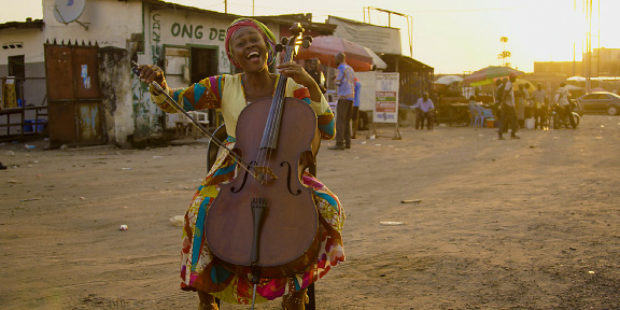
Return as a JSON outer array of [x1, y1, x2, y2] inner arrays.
[[2, 0, 619, 74]]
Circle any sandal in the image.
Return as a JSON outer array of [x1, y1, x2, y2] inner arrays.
[[197, 291, 219, 310], [281, 288, 308, 310]]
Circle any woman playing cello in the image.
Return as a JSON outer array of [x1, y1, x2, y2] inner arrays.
[[137, 18, 345, 310]]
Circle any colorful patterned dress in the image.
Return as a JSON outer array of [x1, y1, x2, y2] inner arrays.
[[150, 74, 345, 304]]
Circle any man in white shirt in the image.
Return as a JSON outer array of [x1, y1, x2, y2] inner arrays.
[[555, 82, 572, 128]]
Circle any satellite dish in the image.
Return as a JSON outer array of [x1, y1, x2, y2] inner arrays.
[[54, 0, 86, 24]]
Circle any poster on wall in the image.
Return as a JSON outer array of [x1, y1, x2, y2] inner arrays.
[[374, 72, 399, 124]]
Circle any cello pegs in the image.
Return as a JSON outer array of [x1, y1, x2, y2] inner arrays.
[[302, 36, 312, 49], [275, 43, 284, 53]]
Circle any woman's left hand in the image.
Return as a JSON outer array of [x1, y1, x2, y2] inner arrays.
[[277, 61, 316, 89]]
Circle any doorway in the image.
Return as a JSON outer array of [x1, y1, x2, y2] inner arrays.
[[8, 55, 25, 103], [190, 47, 218, 84], [191, 47, 219, 126]]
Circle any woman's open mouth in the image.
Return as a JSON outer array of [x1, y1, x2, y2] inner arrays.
[[247, 51, 260, 61]]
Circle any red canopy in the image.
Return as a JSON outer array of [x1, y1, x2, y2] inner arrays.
[[296, 36, 373, 72]]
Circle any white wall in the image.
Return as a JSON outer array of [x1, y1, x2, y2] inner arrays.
[[142, 6, 281, 79], [0, 28, 45, 65], [4, 0, 284, 145], [42, 0, 143, 48], [143, 8, 232, 78], [0, 27, 46, 127]]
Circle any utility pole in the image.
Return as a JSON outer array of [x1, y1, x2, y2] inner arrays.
[[586, 0, 592, 93], [572, 0, 576, 76], [597, 0, 600, 77]]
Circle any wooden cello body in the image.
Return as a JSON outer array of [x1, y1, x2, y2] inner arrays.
[[205, 92, 322, 279]]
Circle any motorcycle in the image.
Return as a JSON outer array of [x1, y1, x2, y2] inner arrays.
[[551, 99, 580, 129]]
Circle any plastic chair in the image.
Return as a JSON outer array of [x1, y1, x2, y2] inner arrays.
[[205, 123, 317, 310], [469, 102, 484, 128], [480, 107, 494, 127], [206, 124, 229, 172]]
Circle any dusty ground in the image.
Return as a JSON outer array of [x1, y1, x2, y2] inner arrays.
[[1, 115, 619, 310]]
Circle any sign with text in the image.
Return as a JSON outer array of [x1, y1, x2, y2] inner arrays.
[[374, 72, 399, 123], [327, 16, 402, 55]]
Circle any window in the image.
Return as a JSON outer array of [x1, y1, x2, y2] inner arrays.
[[8, 55, 25, 78]]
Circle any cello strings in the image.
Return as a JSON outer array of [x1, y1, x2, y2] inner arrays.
[[259, 42, 291, 173], [266, 68, 288, 171]]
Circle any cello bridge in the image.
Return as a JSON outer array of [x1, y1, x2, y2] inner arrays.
[[254, 166, 277, 184]]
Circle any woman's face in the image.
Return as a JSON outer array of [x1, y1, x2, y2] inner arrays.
[[230, 27, 268, 73]]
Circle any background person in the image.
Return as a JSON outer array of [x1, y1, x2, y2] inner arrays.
[[499, 75, 519, 139], [413, 92, 435, 130], [351, 77, 362, 139], [304, 58, 326, 94], [515, 84, 526, 128], [554, 82, 571, 127], [330, 52, 355, 150], [494, 78, 507, 130], [532, 83, 547, 129]]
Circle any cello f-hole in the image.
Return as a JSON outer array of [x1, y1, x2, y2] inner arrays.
[[231, 161, 255, 193], [280, 161, 302, 196]]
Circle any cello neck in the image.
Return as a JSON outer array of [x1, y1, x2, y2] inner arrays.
[[259, 27, 302, 151]]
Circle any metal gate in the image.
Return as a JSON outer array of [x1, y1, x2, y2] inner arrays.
[[44, 40, 106, 147]]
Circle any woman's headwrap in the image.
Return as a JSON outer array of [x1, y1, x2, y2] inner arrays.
[[225, 18, 276, 69]]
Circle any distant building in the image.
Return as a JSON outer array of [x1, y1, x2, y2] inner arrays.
[[534, 61, 582, 77], [534, 47, 620, 77], [592, 47, 620, 77]]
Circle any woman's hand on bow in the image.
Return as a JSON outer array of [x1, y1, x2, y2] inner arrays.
[[137, 64, 165, 85]]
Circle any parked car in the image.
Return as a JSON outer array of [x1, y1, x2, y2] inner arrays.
[[577, 92, 620, 115]]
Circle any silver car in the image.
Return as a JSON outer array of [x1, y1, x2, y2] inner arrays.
[[577, 92, 620, 115]]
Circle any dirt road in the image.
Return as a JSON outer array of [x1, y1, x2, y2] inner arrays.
[[1, 115, 619, 309]]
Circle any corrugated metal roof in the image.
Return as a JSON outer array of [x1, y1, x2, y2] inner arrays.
[[382, 54, 434, 71], [0, 19, 44, 30], [144, 0, 240, 18]]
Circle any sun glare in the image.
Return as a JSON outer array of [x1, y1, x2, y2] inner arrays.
[[2, 0, 619, 74]]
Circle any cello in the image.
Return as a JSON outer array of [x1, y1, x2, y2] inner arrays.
[[204, 22, 322, 295]]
